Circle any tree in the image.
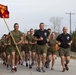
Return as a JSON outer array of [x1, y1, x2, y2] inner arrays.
[[49, 17, 63, 33]]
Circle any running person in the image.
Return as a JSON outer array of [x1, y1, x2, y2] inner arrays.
[[34, 22, 50, 72], [47, 32, 57, 70], [8, 23, 23, 72], [56, 26, 72, 72]]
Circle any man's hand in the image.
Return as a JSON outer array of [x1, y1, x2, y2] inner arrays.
[[29, 42, 33, 45], [68, 43, 71, 46], [58, 42, 61, 45], [15, 42, 18, 46], [40, 37, 43, 41], [47, 39, 49, 42], [46, 44, 50, 48]]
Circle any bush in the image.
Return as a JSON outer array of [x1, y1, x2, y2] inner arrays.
[[71, 31, 76, 52]]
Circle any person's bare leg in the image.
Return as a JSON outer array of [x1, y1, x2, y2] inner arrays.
[[42, 53, 46, 72], [11, 51, 15, 72], [29, 51, 32, 68], [11, 52, 15, 68], [45, 55, 52, 68], [65, 56, 70, 70], [6, 55, 11, 69], [37, 54, 41, 72], [25, 53, 29, 67], [51, 55, 56, 70], [61, 56, 66, 72], [32, 52, 36, 65], [3, 52, 6, 65]]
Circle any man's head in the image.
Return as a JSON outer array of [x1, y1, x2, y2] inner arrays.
[[39, 22, 44, 31], [63, 26, 68, 34], [27, 31, 30, 35], [14, 23, 19, 30], [30, 28, 34, 35], [47, 28, 51, 34]]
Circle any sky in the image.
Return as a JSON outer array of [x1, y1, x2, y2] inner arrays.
[[0, 0, 76, 37]]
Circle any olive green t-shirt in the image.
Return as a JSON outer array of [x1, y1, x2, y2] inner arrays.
[[48, 39, 56, 51], [26, 34, 34, 43], [10, 30, 23, 45]]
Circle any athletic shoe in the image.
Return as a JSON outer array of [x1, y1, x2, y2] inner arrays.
[[42, 67, 46, 72], [26, 63, 28, 67], [15, 67, 17, 72], [36, 67, 41, 72], [65, 64, 69, 71], [62, 68, 66, 72], [29, 64, 32, 69], [11, 68, 15, 72]]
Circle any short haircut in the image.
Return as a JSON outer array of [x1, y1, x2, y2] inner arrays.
[[63, 26, 67, 30], [39, 22, 44, 26], [47, 28, 51, 31], [14, 23, 19, 27], [30, 28, 33, 31]]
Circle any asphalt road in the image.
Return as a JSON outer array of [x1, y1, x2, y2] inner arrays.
[[0, 58, 76, 75]]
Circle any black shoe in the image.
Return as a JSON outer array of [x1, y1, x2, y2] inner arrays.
[[15, 67, 17, 72], [11, 68, 15, 72], [65, 64, 69, 71], [3, 62, 6, 66], [37, 67, 41, 72], [7, 65, 10, 70], [29, 65, 32, 69], [62, 68, 66, 72], [21, 62, 23, 65], [36, 67, 38, 71], [26, 63, 28, 67], [42, 67, 46, 72], [51, 67, 54, 70], [32, 61, 34, 66], [45, 61, 49, 68]]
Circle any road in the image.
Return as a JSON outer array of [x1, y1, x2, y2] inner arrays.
[[0, 58, 76, 75]]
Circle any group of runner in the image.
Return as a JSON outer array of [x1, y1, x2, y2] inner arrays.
[[0, 22, 72, 72]]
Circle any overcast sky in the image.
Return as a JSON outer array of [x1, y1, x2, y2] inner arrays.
[[0, 0, 76, 36]]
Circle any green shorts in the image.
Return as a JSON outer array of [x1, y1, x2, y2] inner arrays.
[[24, 44, 29, 53], [21, 45, 25, 52], [59, 47, 70, 56], [6, 46, 11, 55], [47, 48, 57, 55], [11, 45, 21, 55], [27, 45, 32, 51], [31, 45, 36, 52], [36, 45, 47, 55], [0, 47, 6, 53]]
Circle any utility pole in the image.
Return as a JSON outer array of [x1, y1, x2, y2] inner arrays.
[[66, 12, 75, 34]]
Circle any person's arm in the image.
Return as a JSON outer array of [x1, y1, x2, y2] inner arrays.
[[24, 39, 28, 44], [56, 40, 61, 45], [68, 35, 73, 45], [17, 36, 23, 45], [56, 35, 61, 45], [16, 32, 23, 45], [34, 31, 43, 41], [68, 40, 72, 45], [34, 37, 43, 41], [46, 31, 50, 42]]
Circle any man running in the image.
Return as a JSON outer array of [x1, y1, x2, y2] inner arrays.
[[9, 23, 23, 72], [56, 26, 72, 72], [34, 22, 50, 72]]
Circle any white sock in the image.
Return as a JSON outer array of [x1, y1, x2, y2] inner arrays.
[[29, 60, 32, 65], [15, 65, 17, 67], [12, 66, 15, 68]]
